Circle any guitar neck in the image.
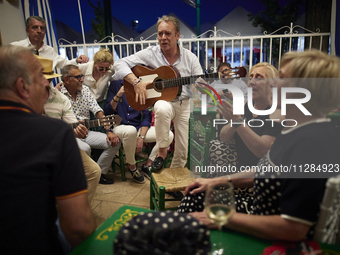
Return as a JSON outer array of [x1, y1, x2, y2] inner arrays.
[[160, 72, 220, 89], [70, 119, 102, 129]]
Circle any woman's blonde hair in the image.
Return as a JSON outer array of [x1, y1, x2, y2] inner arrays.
[[249, 62, 279, 79], [281, 50, 340, 79], [93, 48, 113, 65], [280, 50, 340, 116]]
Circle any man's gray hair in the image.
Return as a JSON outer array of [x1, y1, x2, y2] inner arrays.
[[26, 16, 46, 29], [157, 15, 180, 33], [61, 65, 79, 82], [0, 45, 34, 91]]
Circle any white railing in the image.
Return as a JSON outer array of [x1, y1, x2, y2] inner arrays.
[[58, 23, 331, 72]]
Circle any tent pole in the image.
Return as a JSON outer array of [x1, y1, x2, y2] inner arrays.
[[330, 0, 336, 55], [103, 0, 112, 39], [77, 0, 87, 56], [103, 0, 113, 52]]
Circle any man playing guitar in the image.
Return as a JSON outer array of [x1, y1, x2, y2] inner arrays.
[[114, 15, 203, 172]]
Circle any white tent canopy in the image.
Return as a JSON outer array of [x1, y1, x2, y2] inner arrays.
[[134, 12, 196, 41], [202, 6, 262, 38]]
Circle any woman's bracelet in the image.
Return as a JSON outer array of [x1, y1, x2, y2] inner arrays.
[[116, 94, 121, 98]]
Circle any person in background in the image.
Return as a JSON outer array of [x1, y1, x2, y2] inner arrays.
[[181, 50, 340, 241], [196, 63, 281, 180], [105, 79, 174, 183], [113, 15, 203, 171], [0, 45, 96, 254], [39, 55, 101, 203], [77, 48, 115, 106], [211, 62, 248, 101], [11, 16, 88, 69], [60, 64, 120, 185]]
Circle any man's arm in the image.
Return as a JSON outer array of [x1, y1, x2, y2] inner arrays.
[[113, 50, 152, 104], [107, 82, 124, 113], [51, 50, 88, 69], [57, 193, 96, 247], [105, 80, 120, 115], [53, 125, 96, 247], [136, 126, 149, 153], [124, 73, 151, 105], [95, 110, 120, 147], [217, 100, 277, 158], [76, 55, 89, 64], [113, 51, 148, 80], [58, 91, 88, 139], [95, 110, 105, 120]]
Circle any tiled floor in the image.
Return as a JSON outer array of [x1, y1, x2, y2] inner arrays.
[[90, 166, 183, 227], [90, 168, 150, 227]]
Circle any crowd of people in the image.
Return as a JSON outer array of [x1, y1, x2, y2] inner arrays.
[[1, 13, 340, 254]]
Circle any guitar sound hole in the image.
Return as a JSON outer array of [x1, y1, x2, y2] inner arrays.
[[154, 79, 165, 92]]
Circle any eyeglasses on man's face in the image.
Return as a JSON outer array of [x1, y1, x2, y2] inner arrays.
[[68, 75, 84, 81]]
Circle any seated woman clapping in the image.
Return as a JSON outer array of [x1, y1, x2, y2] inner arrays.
[[207, 63, 281, 181]]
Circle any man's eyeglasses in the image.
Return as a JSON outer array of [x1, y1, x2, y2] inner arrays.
[[67, 75, 84, 80], [97, 67, 110, 72]]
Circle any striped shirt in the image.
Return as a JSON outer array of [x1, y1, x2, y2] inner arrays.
[[44, 86, 77, 123]]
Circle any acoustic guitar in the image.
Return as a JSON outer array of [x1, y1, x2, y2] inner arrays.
[[70, 114, 122, 129], [123, 65, 247, 111]]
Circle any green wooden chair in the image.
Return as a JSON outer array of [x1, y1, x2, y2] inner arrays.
[[112, 143, 151, 181], [150, 112, 212, 211], [187, 114, 212, 177]]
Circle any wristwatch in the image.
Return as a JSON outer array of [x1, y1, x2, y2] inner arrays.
[[106, 128, 113, 133], [139, 134, 145, 139]]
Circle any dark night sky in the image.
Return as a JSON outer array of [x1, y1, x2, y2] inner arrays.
[[50, 0, 272, 33]]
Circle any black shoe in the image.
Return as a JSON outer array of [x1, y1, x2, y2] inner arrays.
[[167, 191, 184, 200], [99, 174, 114, 184], [129, 168, 145, 184], [141, 164, 151, 179], [151, 156, 164, 171]]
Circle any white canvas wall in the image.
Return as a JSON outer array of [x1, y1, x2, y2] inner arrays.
[[0, 0, 26, 45]]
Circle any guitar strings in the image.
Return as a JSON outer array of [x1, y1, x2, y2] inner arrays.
[[152, 67, 245, 89]]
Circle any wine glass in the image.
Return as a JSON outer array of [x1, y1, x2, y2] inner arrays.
[[205, 182, 235, 255]]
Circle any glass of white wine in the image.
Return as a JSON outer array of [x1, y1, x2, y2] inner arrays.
[[205, 182, 235, 255]]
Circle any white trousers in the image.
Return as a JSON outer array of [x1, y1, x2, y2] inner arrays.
[[154, 99, 190, 168], [112, 125, 173, 165], [76, 130, 121, 174]]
